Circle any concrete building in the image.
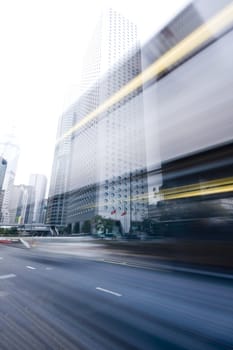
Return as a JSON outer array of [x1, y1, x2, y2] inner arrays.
[[28, 174, 47, 224], [0, 157, 7, 189], [0, 190, 4, 222], [47, 9, 148, 233], [0, 157, 7, 221], [0, 135, 20, 224], [46, 109, 74, 226], [8, 184, 31, 224]]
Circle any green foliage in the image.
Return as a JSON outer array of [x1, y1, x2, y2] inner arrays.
[[92, 215, 115, 234], [82, 220, 91, 233], [92, 215, 102, 224], [73, 222, 80, 234], [104, 218, 114, 232], [9, 227, 18, 235], [0, 227, 18, 236], [63, 224, 72, 234]]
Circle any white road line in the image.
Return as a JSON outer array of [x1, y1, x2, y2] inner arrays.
[[45, 267, 53, 270], [26, 266, 36, 270], [103, 260, 126, 266], [0, 274, 16, 280], [20, 238, 31, 249], [0, 257, 3, 260], [102, 259, 165, 272], [96, 287, 122, 297]]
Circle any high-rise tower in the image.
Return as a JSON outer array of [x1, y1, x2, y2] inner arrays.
[[0, 134, 20, 224], [28, 174, 47, 224], [48, 9, 148, 233], [0, 157, 7, 190]]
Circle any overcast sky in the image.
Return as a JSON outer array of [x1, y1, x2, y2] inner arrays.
[[0, 0, 188, 188]]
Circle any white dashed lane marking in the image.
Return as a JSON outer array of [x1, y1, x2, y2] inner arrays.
[[0, 274, 16, 280], [26, 266, 36, 270], [96, 287, 122, 297]]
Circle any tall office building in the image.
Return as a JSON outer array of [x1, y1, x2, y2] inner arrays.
[[0, 156, 7, 222], [0, 157, 7, 189], [28, 174, 47, 224], [48, 9, 148, 233], [46, 109, 74, 226], [0, 134, 20, 224], [23, 185, 35, 225], [0, 191, 4, 222], [0, 157, 7, 222], [141, 3, 206, 220], [80, 9, 140, 91], [8, 184, 31, 224]]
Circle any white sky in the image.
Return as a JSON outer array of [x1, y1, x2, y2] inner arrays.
[[0, 0, 188, 188]]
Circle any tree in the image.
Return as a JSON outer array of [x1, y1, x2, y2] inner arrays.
[[91, 215, 117, 235], [82, 220, 91, 233], [9, 227, 18, 235], [73, 222, 80, 234], [104, 218, 114, 233], [63, 224, 72, 235]]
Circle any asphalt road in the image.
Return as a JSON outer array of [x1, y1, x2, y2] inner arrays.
[[0, 245, 232, 350]]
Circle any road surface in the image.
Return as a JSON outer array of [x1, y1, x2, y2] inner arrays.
[[0, 244, 232, 349]]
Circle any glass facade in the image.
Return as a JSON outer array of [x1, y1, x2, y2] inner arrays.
[[47, 10, 148, 233], [48, 0, 233, 238]]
